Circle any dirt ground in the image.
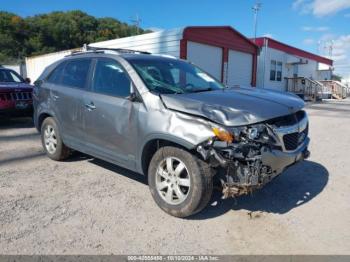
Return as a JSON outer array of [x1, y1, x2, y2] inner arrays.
[[0, 99, 349, 255]]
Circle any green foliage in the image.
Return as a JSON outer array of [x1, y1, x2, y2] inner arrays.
[[0, 10, 149, 63], [331, 74, 342, 81]]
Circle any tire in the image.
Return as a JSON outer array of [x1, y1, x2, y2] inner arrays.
[[148, 146, 213, 218], [41, 117, 70, 161]]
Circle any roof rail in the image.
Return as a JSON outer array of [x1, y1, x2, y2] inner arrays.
[[86, 45, 151, 55], [65, 44, 151, 57]]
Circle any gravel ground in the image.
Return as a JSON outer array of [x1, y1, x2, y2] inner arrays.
[[0, 99, 349, 255]]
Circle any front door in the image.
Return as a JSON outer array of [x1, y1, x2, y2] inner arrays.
[[83, 58, 139, 168]]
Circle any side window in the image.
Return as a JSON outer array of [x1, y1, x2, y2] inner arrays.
[[276, 62, 283, 81], [61, 59, 91, 89], [47, 62, 66, 84], [170, 68, 180, 84], [270, 60, 276, 81], [93, 59, 131, 97]]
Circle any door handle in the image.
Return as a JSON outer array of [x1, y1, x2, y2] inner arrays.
[[85, 102, 96, 111]]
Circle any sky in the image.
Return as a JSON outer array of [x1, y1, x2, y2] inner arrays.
[[1, 0, 350, 80]]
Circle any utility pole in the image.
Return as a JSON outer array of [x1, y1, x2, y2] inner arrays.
[[329, 40, 334, 60], [252, 1, 262, 43], [130, 14, 142, 34]]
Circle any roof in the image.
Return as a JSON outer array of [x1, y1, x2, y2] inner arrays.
[[253, 37, 333, 66], [184, 26, 259, 51]]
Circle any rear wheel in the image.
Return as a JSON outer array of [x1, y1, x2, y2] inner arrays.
[[148, 146, 213, 218], [41, 117, 70, 161]]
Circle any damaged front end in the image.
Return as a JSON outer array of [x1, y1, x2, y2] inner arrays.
[[197, 110, 310, 198]]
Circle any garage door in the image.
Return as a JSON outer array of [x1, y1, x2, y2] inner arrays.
[[187, 41, 222, 81], [227, 50, 252, 87]]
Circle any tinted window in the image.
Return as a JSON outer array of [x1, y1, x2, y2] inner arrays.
[[276, 62, 282, 81], [47, 62, 66, 84], [93, 59, 131, 97], [270, 60, 276, 81], [0, 69, 24, 83], [61, 59, 91, 89]]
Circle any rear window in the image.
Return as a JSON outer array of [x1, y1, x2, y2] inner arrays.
[[47, 62, 66, 84], [61, 59, 91, 89], [47, 59, 91, 89]]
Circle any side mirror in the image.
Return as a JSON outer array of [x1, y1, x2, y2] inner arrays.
[[128, 92, 139, 102], [34, 80, 43, 87], [25, 77, 31, 84]]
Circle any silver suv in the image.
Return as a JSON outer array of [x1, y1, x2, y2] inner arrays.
[[33, 48, 310, 217]]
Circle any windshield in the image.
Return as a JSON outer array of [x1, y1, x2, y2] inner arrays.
[[126, 57, 225, 94], [0, 69, 24, 83]]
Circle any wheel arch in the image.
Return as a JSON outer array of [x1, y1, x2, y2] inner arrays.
[[37, 112, 52, 132], [140, 135, 196, 177], [36, 109, 58, 133]]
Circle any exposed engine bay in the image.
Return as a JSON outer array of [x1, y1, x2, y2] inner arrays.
[[197, 110, 310, 198]]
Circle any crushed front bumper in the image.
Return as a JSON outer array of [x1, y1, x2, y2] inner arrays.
[[199, 137, 310, 198], [261, 137, 310, 175]]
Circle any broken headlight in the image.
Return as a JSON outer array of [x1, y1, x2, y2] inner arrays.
[[211, 123, 275, 145], [247, 127, 259, 140], [243, 124, 277, 144], [212, 127, 234, 143]]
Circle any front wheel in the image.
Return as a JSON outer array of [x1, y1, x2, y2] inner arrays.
[[148, 146, 213, 218]]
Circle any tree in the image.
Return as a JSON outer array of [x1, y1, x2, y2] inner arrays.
[[0, 10, 149, 63], [331, 74, 342, 82]]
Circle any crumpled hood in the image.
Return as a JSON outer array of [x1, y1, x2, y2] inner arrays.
[[160, 87, 305, 126]]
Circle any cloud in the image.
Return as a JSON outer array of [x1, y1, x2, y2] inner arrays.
[[303, 38, 315, 45], [318, 34, 350, 78], [146, 27, 163, 32], [293, 0, 313, 14], [293, 0, 307, 10], [302, 26, 329, 32], [262, 33, 274, 38], [293, 0, 350, 16]]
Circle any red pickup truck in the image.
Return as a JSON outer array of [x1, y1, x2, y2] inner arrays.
[[0, 67, 33, 117]]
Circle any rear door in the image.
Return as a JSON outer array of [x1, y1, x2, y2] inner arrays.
[[83, 57, 140, 168], [46, 58, 92, 145]]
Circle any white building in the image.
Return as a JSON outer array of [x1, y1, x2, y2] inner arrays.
[[254, 37, 333, 91], [26, 26, 259, 87]]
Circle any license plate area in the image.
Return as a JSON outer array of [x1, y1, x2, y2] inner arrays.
[[15, 101, 29, 109]]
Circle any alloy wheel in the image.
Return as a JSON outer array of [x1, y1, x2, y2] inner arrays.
[[44, 124, 57, 154], [155, 157, 191, 205]]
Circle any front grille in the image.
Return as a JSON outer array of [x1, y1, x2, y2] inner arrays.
[[283, 132, 299, 150], [283, 124, 308, 151], [0, 92, 32, 101]]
